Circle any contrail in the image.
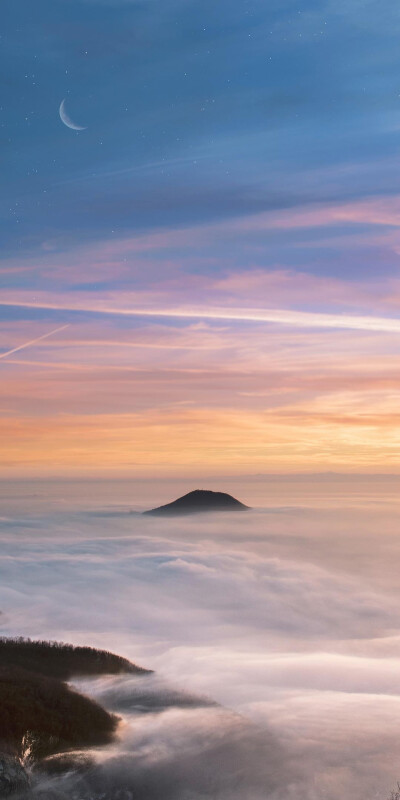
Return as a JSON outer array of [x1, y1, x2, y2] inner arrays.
[[1, 300, 400, 333], [0, 324, 69, 361]]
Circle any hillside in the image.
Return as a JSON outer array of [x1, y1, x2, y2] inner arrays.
[[0, 666, 118, 760], [0, 638, 150, 764], [0, 638, 151, 680]]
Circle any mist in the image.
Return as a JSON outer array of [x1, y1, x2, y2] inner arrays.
[[1, 478, 400, 799]]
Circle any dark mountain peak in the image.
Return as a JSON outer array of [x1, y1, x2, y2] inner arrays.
[[144, 489, 249, 516]]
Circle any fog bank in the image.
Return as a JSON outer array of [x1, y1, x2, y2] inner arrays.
[[1, 479, 400, 798]]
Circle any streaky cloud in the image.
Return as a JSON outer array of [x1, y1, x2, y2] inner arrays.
[[1, 298, 400, 333]]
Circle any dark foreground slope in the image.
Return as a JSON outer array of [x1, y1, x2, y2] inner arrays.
[[144, 489, 248, 516], [0, 638, 149, 763], [0, 666, 117, 760]]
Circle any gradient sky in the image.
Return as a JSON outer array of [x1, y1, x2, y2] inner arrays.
[[2, 0, 400, 477]]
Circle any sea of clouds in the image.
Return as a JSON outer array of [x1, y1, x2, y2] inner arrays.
[[1, 481, 400, 799]]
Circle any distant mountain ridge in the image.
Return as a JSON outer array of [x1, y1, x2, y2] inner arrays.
[[144, 489, 249, 516]]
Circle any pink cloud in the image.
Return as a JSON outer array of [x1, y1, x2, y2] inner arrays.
[[226, 196, 400, 233], [4, 193, 400, 286]]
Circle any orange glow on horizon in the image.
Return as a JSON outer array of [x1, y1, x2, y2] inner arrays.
[[1, 405, 400, 478]]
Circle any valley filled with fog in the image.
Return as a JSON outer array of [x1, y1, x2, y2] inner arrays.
[[1, 478, 400, 799]]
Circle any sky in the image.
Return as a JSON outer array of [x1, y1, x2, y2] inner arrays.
[[2, 0, 400, 477]]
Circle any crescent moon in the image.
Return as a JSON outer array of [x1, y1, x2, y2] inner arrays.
[[59, 99, 87, 131]]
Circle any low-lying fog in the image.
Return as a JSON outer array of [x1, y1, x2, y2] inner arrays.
[[1, 477, 400, 799]]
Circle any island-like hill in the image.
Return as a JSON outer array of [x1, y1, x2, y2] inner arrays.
[[144, 489, 249, 516]]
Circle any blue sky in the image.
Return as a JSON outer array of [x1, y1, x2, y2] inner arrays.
[[3, 0, 400, 477], [3, 0, 400, 266]]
